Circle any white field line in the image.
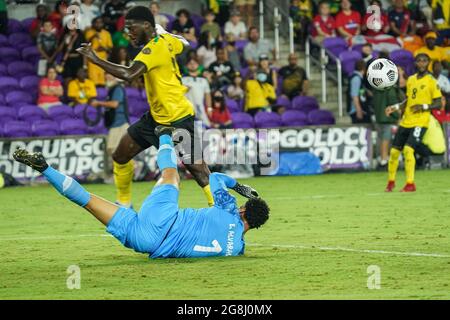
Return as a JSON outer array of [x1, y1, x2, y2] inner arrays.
[[0, 234, 449, 258]]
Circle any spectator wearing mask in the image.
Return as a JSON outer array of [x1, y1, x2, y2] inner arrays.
[[67, 68, 97, 106], [415, 31, 449, 72], [290, 0, 313, 50], [235, 0, 256, 27], [245, 69, 277, 116], [208, 90, 233, 129], [227, 72, 245, 102], [258, 54, 277, 91], [37, 20, 58, 70], [244, 27, 276, 66], [224, 10, 247, 40], [37, 66, 64, 109], [182, 58, 212, 127], [224, 34, 242, 71], [278, 53, 309, 99], [312, 1, 336, 43], [102, 0, 125, 33], [150, 1, 168, 30], [197, 31, 218, 69], [335, 0, 362, 41], [347, 60, 371, 123], [209, 48, 235, 90], [85, 17, 113, 86], [172, 9, 197, 43], [201, 10, 222, 40]]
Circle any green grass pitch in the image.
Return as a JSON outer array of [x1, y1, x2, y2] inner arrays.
[[1, 170, 450, 299]]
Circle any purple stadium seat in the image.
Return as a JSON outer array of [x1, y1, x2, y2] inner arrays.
[[389, 49, 415, 76], [0, 63, 7, 76], [88, 120, 108, 134], [96, 87, 108, 100], [129, 116, 140, 124], [125, 87, 141, 99], [60, 119, 89, 135], [191, 14, 205, 35], [0, 94, 4, 105], [127, 98, 144, 117], [0, 76, 20, 91], [8, 61, 36, 78], [0, 47, 21, 63], [225, 98, 240, 113], [0, 122, 3, 137], [239, 67, 250, 79], [339, 50, 362, 76], [8, 32, 34, 50], [3, 121, 32, 138], [281, 110, 309, 127], [235, 40, 249, 53], [254, 111, 282, 128], [7, 19, 22, 34], [47, 104, 74, 122], [141, 89, 147, 100], [21, 17, 35, 32], [22, 46, 41, 64], [162, 13, 176, 31], [0, 34, 8, 46], [18, 105, 48, 122], [276, 96, 291, 109], [0, 106, 17, 122], [291, 96, 320, 113], [308, 109, 335, 125], [32, 120, 60, 137], [5, 91, 34, 106], [231, 112, 254, 129], [20, 75, 40, 93], [74, 104, 99, 120], [323, 37, 348, 60]]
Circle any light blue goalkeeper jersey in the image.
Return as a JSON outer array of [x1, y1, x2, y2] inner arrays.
[[150, 173, 245, 258]]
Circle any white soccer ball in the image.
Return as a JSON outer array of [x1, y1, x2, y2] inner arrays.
[[366, 58, 399, 90]]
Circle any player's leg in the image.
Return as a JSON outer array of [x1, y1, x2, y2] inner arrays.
[[184, 162, 213, 205], [386, 126, 409, 192], [401, 127, 427, 192], [154, 126, 180, 188]]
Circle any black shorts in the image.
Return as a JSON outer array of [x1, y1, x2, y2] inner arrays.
[[392, 126, 427, 150], [127, 112, 202, 164]]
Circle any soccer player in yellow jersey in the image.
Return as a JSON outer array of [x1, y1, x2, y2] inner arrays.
[[384, 53, 442, 192], [76, 6, 218, 206]]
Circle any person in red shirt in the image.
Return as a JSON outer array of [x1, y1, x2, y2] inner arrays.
[[361, 0, 390, 37], [37, 66, 64, 110], [29, 4, 57, 39], [312, 1, 336, 43], [48, 0, 69, 39], [335, 0, 361, 40], [208, 90, 232, 129]]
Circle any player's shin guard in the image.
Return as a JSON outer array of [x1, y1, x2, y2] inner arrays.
[[43, 166, 90, 207], [403, 146, 416, 184], [113, 160, 134, 206], [203, 185, 214, 206], [388, 148, 401, 182], [157, 135, 177, 171]]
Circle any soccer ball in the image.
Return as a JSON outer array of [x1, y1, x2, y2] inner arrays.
[[366, 58, 399, 90]]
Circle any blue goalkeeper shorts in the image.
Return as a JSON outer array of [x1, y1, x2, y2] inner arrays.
[[106, 184, 179, 253]]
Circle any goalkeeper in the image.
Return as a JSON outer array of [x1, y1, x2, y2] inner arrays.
[[13, 127, 269, 258]]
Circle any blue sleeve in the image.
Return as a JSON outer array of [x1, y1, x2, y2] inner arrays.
[[209, 173, 238, 212], [350, 76, 361, 98], [111, 87, 124, 102]]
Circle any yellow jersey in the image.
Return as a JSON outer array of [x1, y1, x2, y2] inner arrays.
[[400, 73, 442, 128], [245, 80, 276, 111], [67, 78, 97, 104], [133, 34, 194, 125]]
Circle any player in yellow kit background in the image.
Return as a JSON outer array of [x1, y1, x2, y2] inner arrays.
[[76, 6, 217, 207], [384, 53, 442, 192]]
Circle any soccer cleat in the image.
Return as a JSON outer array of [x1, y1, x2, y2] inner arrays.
[[13, 148, 48, 173], [232, 183, 260, 199], [401, 183, 416, 192], [385, 181, 395, 192]]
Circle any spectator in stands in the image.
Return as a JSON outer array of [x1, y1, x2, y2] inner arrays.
[[115, 2, 136, 37], [245, 69, 277, 116], [37, 20, 58, 67], [37, 66, 64, 110], [347, 60, 371, 123], [224, 34, 242, 71], [224, 10, 247, 40], [172, 9, 197, 43], [244, 27, 276, 66], [311, 1, 336, 43], [432, 0, 450, 45], [109, 46, 141, 88], [79, 0, 101, 31], [48, 0, 69, 38], [388, 0, 416, 38], [208, 90, 233, 129], [30, 4, 52, 39], [0, 0, 6, 35], [180, 49, 205, 76], [362, 0, 390, 37], [209, 48, 235, 90], [67, 68, 97, 106], [290, 0, 313, 50], [56, 27, 85, 85], [182, 58, 212, 127], [85, 17, 113, 86], [415, 32, 449, 71], [361, 43, 376, 66], [227, 72, 245, 102], [278, 53, 309, 100], [197, 31, 218, 69], [201, 10, 222, 41], [257, 54, 277, 91], [150, 1, 168, 30], [102, 0, 125, 33], [432, 61, 450, 109], [335, 0, 362, 42], [235, 0, 256, 27]]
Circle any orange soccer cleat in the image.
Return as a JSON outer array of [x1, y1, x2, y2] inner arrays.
[[400, 183, 416, 192], [385, 181, 395, 192]]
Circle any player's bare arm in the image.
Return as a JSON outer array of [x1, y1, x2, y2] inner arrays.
[[411, 98, 442, 113], [76, 43, 147, 82]]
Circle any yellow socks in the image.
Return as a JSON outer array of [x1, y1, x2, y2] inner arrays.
[[403, 145, 416, 184], [113, 160, 134, 206], [203, 185, 214, 207], [388, 148, 401, 182]]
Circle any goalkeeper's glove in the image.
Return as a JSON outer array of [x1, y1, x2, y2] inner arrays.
[[232, 183, 260, 199]]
